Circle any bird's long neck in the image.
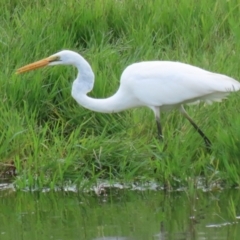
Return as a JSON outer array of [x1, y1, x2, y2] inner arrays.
[[71, 54, 140, 113]]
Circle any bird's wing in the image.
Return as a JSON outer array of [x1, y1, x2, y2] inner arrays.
[[121, 61, 240, 107]]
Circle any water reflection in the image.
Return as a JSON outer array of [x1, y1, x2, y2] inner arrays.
[[0, 188, 239, 240]]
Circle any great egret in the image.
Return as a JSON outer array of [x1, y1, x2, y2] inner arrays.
[[17, 50, 240, 149]]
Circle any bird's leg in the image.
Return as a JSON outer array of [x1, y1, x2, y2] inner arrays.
[[154, 107, 163, 140], [180, 105, 211, 150], [156, 117, 163, 140]]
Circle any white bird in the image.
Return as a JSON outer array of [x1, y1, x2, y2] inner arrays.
[[17, 50, 240, 149]]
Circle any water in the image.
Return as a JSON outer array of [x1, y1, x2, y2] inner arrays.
[[0, 186, 239, 240]]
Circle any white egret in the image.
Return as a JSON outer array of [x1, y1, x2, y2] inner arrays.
[[17, 50, 240, 149]]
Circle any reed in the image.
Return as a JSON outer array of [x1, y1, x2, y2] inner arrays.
[[1, 0, 240, 190]]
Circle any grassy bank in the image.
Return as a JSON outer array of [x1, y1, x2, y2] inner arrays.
[[1, 0, 240, 190]]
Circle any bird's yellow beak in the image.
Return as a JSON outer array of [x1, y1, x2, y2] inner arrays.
[[16, 56, 59, 74]]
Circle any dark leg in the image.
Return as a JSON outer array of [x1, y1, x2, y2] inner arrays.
[[180, 105, 211, 150], [154, 107, 163, 140], [156, 117, 163, 140]]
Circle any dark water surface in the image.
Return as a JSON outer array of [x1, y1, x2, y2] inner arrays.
[[0, 186, 239, 240]]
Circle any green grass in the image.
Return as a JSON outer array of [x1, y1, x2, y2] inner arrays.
[[1, 0, 240, 190]]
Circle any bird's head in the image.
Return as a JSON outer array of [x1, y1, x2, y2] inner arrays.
[[16, 50, 80, 74]]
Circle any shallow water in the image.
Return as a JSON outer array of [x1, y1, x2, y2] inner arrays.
[[0, 186, 239, 240]]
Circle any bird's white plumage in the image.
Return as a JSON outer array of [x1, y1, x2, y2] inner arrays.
[[45, 50, 240, 113], [120, 61, 240, 110]]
